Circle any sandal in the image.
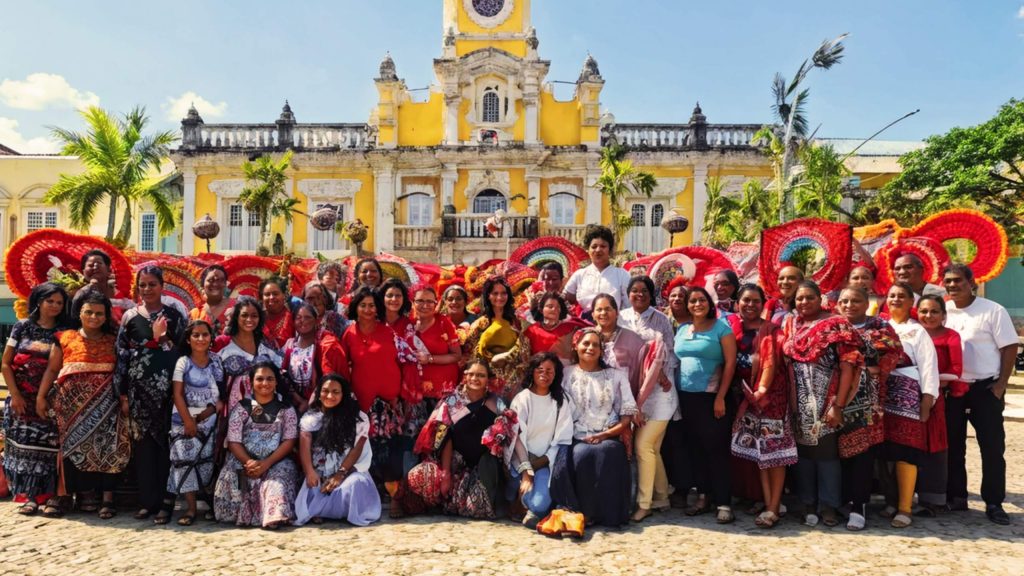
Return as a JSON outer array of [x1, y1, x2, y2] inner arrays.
[[891, 513, 913, 528], [152, 498, 176, 524], [755, 510, 779, 528], [310, 517, 324, 525], [133, 508, 153, 520], [631, 508, 653, 523], [98, 502, 117, 520], [685, 495, 712, 516], [878, 505, 897, 519], [746, 501, 766, 516], [716, 506, 735, 524], [17, 501, 39, 516], [204, 510, 216, 522], [177, 514, 196, 526], [41, 497, 65, 518], [821, 507, 840, 527], [915, 504, 939, 518], [389, 498, 406, 519]]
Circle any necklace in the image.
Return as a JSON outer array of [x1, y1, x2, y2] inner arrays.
[[357, 322, 375, 346], [542, 319, 559, 330]]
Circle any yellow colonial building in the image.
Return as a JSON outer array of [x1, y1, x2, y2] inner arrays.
[[168, 0, 912, 264]]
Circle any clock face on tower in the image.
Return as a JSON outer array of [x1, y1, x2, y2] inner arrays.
[[464, 0, 514, 28], [472, 0, 505, 18]]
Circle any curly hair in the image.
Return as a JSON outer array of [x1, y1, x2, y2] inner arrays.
[[480, 276, 516, 323], [582, 225, 615, 252], [346, 286, 382, 322], [225, 295, 266, 344], [530, 292, 569, 323]]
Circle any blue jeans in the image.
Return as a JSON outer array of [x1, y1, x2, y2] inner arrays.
[[507, 466, 552, 516], [795, 457, 841, 510]]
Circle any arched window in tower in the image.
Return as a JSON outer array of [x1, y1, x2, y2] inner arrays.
[[473, 189, 507, 213], [482, 89, 501, 123], [651, 204, 664, 227]]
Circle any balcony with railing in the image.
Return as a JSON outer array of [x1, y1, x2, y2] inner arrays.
[[394, 225, 441, 249], [441, 214, 538, 239], [601, 103, 768, 151], [548, 224, 587, 244]]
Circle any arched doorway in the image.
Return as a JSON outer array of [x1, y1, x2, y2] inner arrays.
[[472, 188, 507, 213]]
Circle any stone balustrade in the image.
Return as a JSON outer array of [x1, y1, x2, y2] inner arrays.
[[441, 214, 538, 239], [394, 225, 440, 249], [602, 123, 767, 150], [182, 122, 372, 152], [548, 224, 586, 244]]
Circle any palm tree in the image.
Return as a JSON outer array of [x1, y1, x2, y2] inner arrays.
[[239, 151, 300, 255], [792, 142, 851, 219], [45, 106, 178, 245], [596, 143, 657, 247], [700, 175, 737, 248]]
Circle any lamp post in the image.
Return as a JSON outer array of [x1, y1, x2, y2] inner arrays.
[[660, 209, 690, 248]]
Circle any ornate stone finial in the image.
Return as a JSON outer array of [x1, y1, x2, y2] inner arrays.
[[526, 27, 539, 50], [184, 103, 204, 124], [444, 27, 456, 47], [278, 100, 296, 123], [378, 52, 398, 81], [579, 53, 602, 83], [690, 101, 706, 124]]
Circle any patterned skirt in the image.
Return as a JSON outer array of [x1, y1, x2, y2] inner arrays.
[[731, 404, 798, 470], [404, 452, 500, 519], [883, 374, 926, 451], [2, 399, 58, 498], [166, 415, 218, 495], [213, 455, 299, 527], [367, 397, 412, 483]]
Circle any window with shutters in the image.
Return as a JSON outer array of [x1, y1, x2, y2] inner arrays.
[[25, 209, 58, 233], [631, 204, 646, 227], [651, 204, 664, 227], [549, 194, 576, 226], [226, 203, 259, 250], [472, 189, 507, 213], [407, 194, 434, 227], [139, 213, 156, 252]]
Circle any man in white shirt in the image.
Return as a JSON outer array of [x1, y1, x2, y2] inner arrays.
[[942, 263, 1017, 525], [563, 225, 631, 317]]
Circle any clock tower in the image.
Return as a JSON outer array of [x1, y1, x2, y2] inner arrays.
[[442, 0, 534, 58]]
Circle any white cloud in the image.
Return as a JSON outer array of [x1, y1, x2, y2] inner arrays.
[[1018, 6, 1024, 18], [0, 117, 61, 154], [0, 73, 100, 111], [162, 91, 228, 122]]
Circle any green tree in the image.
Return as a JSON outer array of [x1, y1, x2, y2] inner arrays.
[[700, 176, 737, 248], [45, 106, 178, 245], [861, 99, 1024, 246], [596, 143, 658, 246], [239, 151, 300, 255], [792, 142, 851, 219]]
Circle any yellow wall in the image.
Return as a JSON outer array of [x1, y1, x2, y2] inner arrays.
[[456, 40, 526, 58], [396, 177, 440, 225], [398, 92, 445, 146], [539, 178, 585, 225], [539, 90, 580, 146], [294, 172, 376, 255], [454, 0, 527, 59]]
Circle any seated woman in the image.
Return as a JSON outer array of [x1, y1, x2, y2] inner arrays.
[[523, 292, 584, 361], [550, 328, 637, 528], [507, 352, 575, 528], [402, 359, 517, 519], [213, 360, 299, 529], [295, 374, 381, 527]]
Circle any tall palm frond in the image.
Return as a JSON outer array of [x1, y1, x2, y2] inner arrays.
[[597, 144, 658, 245]]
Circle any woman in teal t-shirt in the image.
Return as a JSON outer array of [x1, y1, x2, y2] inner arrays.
[[674, 286, 737, 523]]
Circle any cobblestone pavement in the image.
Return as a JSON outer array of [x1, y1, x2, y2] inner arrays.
[[3, 399, 1023, 576]]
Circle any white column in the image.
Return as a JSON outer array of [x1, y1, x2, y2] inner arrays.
[[524, 98, 539, 145], [584, 172, 601, 225], [691, 162, 709, 245], [181, 168, 197, 254], [526, 174, 541, 216], [374, 168, 395, 252], [444, 96, 460, 145], [441, 166, 457, 209]]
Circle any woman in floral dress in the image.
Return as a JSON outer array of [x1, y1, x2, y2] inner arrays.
[[214, 360, 299, 529], [2, 283, 68, 515]]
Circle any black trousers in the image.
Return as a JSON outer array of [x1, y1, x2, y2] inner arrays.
[[678, 391, 732, 507], [945, 379, 1006, 506], [133, 434, 172, 511], [841, 447, 875, 511]]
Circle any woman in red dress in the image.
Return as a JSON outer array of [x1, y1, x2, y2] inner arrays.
[[189, 264, 235, 336], [523, 292, 581, 362], [915, 294, 961, 516], [412, 286, 462, 400], [260, 277, 294, 349]]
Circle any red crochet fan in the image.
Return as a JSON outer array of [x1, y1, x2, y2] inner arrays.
[[899, 209, 1009, 283], [222, 255, 292, 298], [625, 245, 734, 278], [873, 236, 951, 295], [4, 229, 134, 299], [760, 219, 852, 298]]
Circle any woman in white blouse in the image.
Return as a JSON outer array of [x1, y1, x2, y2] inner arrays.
[[508, 352, 575, 529], [549, 328, 637, 528], [882, 282, 940, 529]]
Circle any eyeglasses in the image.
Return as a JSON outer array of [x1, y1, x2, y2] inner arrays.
[[414, 300, 437, 306]]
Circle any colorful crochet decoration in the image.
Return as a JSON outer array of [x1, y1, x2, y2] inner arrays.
[[222, 255, 293, 297], [899, 209, 1009, 283], [760, 218, 853, 297], [725, 242, 760, 285], [3, 229, 134, 299], [509, 236, 588, 276], [873, 236, 951, 295], [649, 253, 698, 307]]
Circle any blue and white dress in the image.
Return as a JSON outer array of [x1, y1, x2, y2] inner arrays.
[[167, 355, 224, 494]]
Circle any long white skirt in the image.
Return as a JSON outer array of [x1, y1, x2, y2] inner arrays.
[[294, 471, 381, 526]]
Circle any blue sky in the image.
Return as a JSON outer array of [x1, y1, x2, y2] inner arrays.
[[2, 0, 1022, 153]]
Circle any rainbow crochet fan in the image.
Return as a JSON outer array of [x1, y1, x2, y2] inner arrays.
[[509, 236, 588, 276], [873, 237, 951, 295], [760, 219, 852, 297], [899, 209, 1009, 283]]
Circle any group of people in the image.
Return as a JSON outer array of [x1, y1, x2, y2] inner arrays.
[[1, 226, 1016, 533]]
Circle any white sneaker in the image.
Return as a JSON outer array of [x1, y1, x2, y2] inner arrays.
[[803, 513, 819, 527]]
